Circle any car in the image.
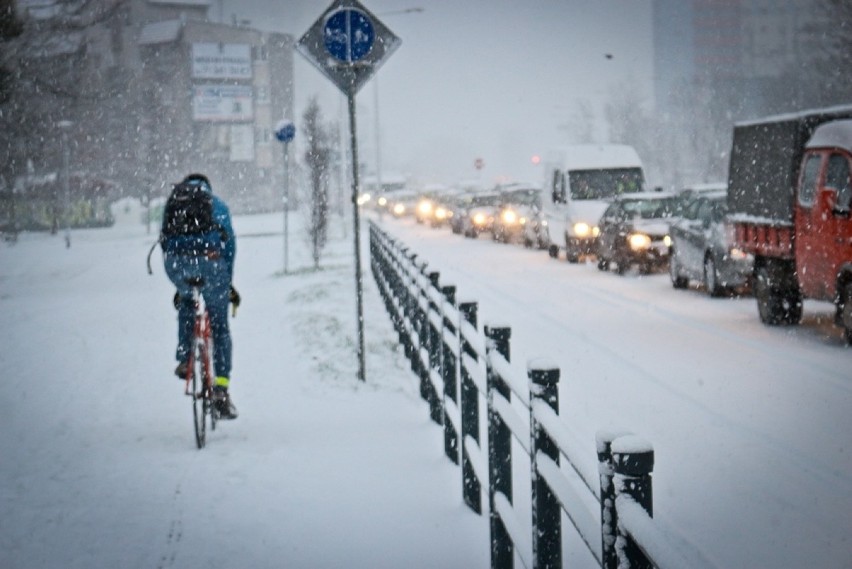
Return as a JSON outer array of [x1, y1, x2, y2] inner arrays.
[[458, 191, 503, 238], [490, 184, 543, 245], [668, 189, 754, 296], [385, 189, 419, 217], [596, 192, 678, 274]]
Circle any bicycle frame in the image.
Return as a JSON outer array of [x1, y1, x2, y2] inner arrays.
[[185, 286, 214, 398], [184, 284, 218, 448]]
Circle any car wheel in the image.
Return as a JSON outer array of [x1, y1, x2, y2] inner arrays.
[[548, 244, 559, 259], [704, 254, 724, 297], [755, 265, 802, 325], [669, 251, 688, 289]]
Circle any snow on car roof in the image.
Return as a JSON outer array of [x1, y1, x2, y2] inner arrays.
[[806, 119, 852, 152], [547, 144, 642, 171]]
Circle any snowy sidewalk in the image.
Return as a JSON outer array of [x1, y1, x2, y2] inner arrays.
[[0, 212, 489, 569]]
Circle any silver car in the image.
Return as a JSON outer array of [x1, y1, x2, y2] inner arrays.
[[668, 190, 753, 296]]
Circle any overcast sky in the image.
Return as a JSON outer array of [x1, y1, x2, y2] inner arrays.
[[220, 0, 654, 186]]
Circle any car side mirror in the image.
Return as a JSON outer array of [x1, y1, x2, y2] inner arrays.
[[834, 185, 851, 216]]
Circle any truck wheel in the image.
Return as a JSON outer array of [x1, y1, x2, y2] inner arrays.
[[755, 266, 802, 325], [841, 283, 852, 344], [704, 254, 724, 297], [669, 252, 688, 289]]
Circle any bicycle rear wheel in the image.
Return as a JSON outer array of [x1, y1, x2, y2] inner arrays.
[[191, 349, 206, 449]]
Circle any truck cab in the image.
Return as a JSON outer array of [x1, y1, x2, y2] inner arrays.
[[540, 144, 645, 262], [795, 120, 852, 338]]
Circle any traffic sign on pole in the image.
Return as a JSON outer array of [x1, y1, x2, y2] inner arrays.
[[297, 0, 401, 96], [298, 0, 402, 382]]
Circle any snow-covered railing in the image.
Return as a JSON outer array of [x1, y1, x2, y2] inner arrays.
[[368, 221, 716, 569]]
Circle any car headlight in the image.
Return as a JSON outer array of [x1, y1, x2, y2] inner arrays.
[[663, 235, 672, 247], [357, 193, 371, 206], [418, 200, 433, 215], [574, 222, 593, 238], [378, 196, 387, 207], [393, 203, 405, 215], [628, 233, 652, 250], [473, 212, 486, 226], [435, 206, 447, 220], [729, 247, 751, 261], [502, 209, 518, 225], [519, 216, 527, 225]]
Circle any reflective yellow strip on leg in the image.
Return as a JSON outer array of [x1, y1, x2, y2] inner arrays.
[[215, 376, 230, 388]]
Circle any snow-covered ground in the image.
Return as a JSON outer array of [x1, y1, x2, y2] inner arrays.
[[2, 205, 850, 569], [0, 208, 489, 569]]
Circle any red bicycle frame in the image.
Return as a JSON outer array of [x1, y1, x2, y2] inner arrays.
[[184, 287, 214, 398]]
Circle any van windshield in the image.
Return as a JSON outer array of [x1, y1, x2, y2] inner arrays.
[[568, 168, 643, 200]]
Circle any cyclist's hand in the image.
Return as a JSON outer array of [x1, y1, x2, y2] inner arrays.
[[229, 285, 241, 316], [173, 292, 181, 310]]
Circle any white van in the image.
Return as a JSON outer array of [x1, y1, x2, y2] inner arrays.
[[539, 144, 645, 262]]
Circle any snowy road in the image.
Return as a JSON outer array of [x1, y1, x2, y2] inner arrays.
[[372, 213, 852, 569]]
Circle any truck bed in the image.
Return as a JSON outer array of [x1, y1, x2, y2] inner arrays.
[[730, 216, 794, 259]]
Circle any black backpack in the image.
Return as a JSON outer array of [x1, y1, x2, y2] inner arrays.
[[162, 181, 215, 238]]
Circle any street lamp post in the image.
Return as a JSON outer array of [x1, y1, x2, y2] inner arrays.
[[275, 119, 296, 274], [58, 120, 73, 249]]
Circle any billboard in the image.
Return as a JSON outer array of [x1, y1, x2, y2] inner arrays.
[[192, 85, 253, 122], [191, 43, 252, 79]]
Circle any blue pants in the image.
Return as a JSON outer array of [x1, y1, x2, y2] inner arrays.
[[165, 254, 232, 380]]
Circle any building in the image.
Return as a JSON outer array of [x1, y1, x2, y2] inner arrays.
[[9, 0, 295, 214]]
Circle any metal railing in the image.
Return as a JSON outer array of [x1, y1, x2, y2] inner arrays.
[[369, 221, 715, 569]]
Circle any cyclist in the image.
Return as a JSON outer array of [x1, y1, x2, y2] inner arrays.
[[161, 173, 240, 419]]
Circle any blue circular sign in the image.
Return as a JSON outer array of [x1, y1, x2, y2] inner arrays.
[[275, 120, 296, 143], [323, 8, 375, 62]]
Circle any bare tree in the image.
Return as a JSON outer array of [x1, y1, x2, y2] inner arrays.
[[302, 96, 333, 269]]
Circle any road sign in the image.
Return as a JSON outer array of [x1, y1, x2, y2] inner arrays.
[[274, 119, 295, 143], [297, 0, 401, 96]]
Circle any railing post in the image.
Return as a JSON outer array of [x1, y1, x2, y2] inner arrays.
[[612, 436, 654, 569], [597, 430, 629, 569], [459, 301, 481, 514], [426, 271, 442, 424], [441, 284, 459, 464], [486, 325, 512, 569], [529, 361, 561, 569]]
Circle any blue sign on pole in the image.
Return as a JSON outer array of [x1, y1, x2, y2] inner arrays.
[[275, 120, 296, 143], [323, 8, 375, 63]]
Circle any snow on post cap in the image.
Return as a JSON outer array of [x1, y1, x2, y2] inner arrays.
[[611, 435, 654, 456], [526, 357, 558, 373], [595, 429, 633, 454]]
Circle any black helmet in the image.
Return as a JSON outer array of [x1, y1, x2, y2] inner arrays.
[[182, 173, 211, 191]]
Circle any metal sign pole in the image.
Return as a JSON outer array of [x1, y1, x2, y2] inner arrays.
[[348, 90, 366, 382], [297, 0, 402, 383], [283, 140, 290, 274]]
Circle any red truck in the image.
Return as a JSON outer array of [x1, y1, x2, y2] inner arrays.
[[727, 106, 852, 343]]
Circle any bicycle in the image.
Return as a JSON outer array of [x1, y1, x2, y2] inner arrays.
[[182, 277, 218, 449]]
